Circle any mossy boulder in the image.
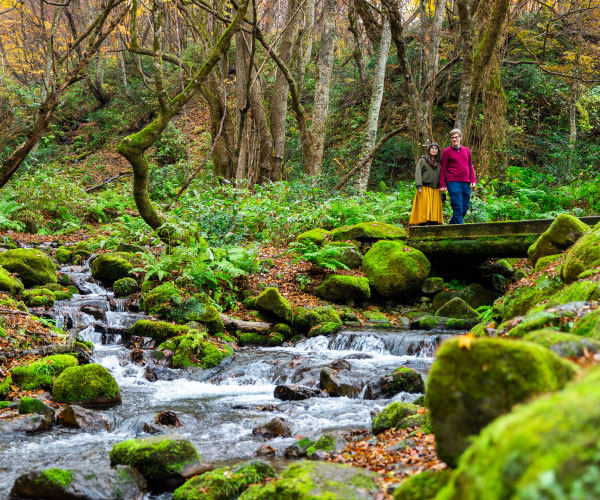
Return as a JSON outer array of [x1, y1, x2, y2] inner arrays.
[[435, 297, 477, 320], [532, 279, 600, 311], [255, 287, 293, 323], [315, 275, 371, 304], [238, 461, 378, 500], [0, 373, 12, 399], [362, 241, 431, 298], [177, 295, 224, 334], [384, 367, 425, 394], [393, 470, 452, 500], [560, 223, 600, 283], [54, 246, 73, 264], [159, 331, 233, 369], [427, 337, 577, 467], [306, 306, 343, 337], [141, 282, 184, 317], [173, 461, 276, 500], [129, 320, 187, 341], [11, 354, 78, 391], [432, 290, 459, 311], [330, 221, 407, 242], [273, 323, 292, 339], [498, 274, 564, 321], [572, 309, 600, 339], [52, 363, 121, 406], [110, 435, 200, 489], [528, 214, 590, 266], [362, 309, 390, 326], [524, 328, 600, 357], [327, 242, 363, 269], [0, 249, 56, 287], [435, 366, 600, 500], [296, 228, 330, 246], [22, 288, 55, 307], [0, 265, 24, 295], [90, 252, 134, 285], [18, 396, 52, 415], [308, 322, 343, 337], [422, 277, 444, 295], [10, 466, 145, 500], [371, 402, 419, 434], [113, 277, 138, 297]]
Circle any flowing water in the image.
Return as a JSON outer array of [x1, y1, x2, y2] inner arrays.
[[0, 261, 455, 498]]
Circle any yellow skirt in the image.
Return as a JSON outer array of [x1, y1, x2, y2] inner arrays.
[[409, 186, 443, 225]]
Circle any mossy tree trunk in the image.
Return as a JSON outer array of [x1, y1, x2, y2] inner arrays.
[[117, 0, 249, 231]]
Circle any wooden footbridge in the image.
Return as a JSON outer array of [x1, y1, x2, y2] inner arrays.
[[407, 216, 600, 261]]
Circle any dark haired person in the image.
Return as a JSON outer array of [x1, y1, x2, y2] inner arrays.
[[409, 143, 443, 225], [439, 129, 476, 224]]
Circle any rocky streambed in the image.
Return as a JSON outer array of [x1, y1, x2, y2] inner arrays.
[[0, 259, 454, 499]]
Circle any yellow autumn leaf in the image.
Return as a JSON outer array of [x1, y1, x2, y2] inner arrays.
[[457, 332, 475, 350]]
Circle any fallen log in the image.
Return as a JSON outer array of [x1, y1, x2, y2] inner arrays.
[[219, 313, 271, 333]]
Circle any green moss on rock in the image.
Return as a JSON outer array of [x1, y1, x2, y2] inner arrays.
[[372, 402, 418, 434], [393, 470, 452, 500], [534, 279, 600, 311], [52, 363, 121, 405], [422, 277, 444, 295], [255, 287, 293, 323], [110, 435, 200, 485], [0, 249, 57, 287], [499, 309, 575, 338], [315, 275, 370, 304], [432, 290, 459, 311], [34, 468, 73, 489], [113, 277, 138, 297], [159, 331, 233, 368], [0, 373, 11, 399], [363, 309, 390, 325], [90, 252, 135, 285], [130, 319, 187, 341], [362, 241, 430, 298], [22, 288, 55, 307], [308, 321, 342, 337], [435, 366, 600, 500], [524, 328, 600, 357], [458, 283, 498, 310], [560, 224, 600, 283], [296, 228, 330, 246], [173, 460, 276, 500], [427, 337, 577, 467], [0, 265, 24, 295], [435, 297, 477, 320], [326, 242, 363, 269], [499, 274, 564, 321], [11, 354, 78, 391], [331, 221, 407, 242], [18, 396, 48, 415], [572, 309, 600, 339], [528, 214, 590, 266], [238, 460, 378, 500], [384, 367, 425, 394], [534, 253, 562, 273], [54, 246, 73, 264]]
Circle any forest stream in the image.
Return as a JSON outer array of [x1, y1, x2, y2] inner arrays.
[[0, 257, 451, 499]]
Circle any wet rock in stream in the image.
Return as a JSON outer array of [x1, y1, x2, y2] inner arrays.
[[57, 405, 112, 431], [252, 417, 293, 438], [319, 359, 364, 397], [10, 465, 146, 500], [274, 384, 324, 401]]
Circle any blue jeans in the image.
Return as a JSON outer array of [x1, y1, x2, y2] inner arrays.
[[446, 181, 471, 224]]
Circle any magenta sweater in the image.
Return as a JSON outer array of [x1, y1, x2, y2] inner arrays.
[[439, 146, 476, 188]]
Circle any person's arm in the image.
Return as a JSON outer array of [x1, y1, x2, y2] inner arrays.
[[439, 150, 448, 191], [468, 149, 476, 185], [415, 158, 423, 191]]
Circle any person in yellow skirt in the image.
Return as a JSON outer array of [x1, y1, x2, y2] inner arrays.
[[409, 143, 443, 225]]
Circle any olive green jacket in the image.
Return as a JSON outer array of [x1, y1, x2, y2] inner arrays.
[[415, 157, 441, 189]]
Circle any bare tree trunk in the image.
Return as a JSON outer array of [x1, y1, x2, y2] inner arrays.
[[294, 0, 315, 95], [348, 0, 366, 83], [354, 18, 391, 194], [455, 0, 474, 133], [463, 0, 510, 138], [305, 0, 336, 177], [270, 0, 299, 180], [41, 6, 63, 102], [382, 0, 429, 147]]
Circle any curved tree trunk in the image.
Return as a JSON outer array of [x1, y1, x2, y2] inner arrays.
[[117, 0, 249, 232]]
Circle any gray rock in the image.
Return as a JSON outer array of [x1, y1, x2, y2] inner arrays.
[[252, 417, 293, 438], [274, 385, 323, 401], [58, 405, 111, 431]]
